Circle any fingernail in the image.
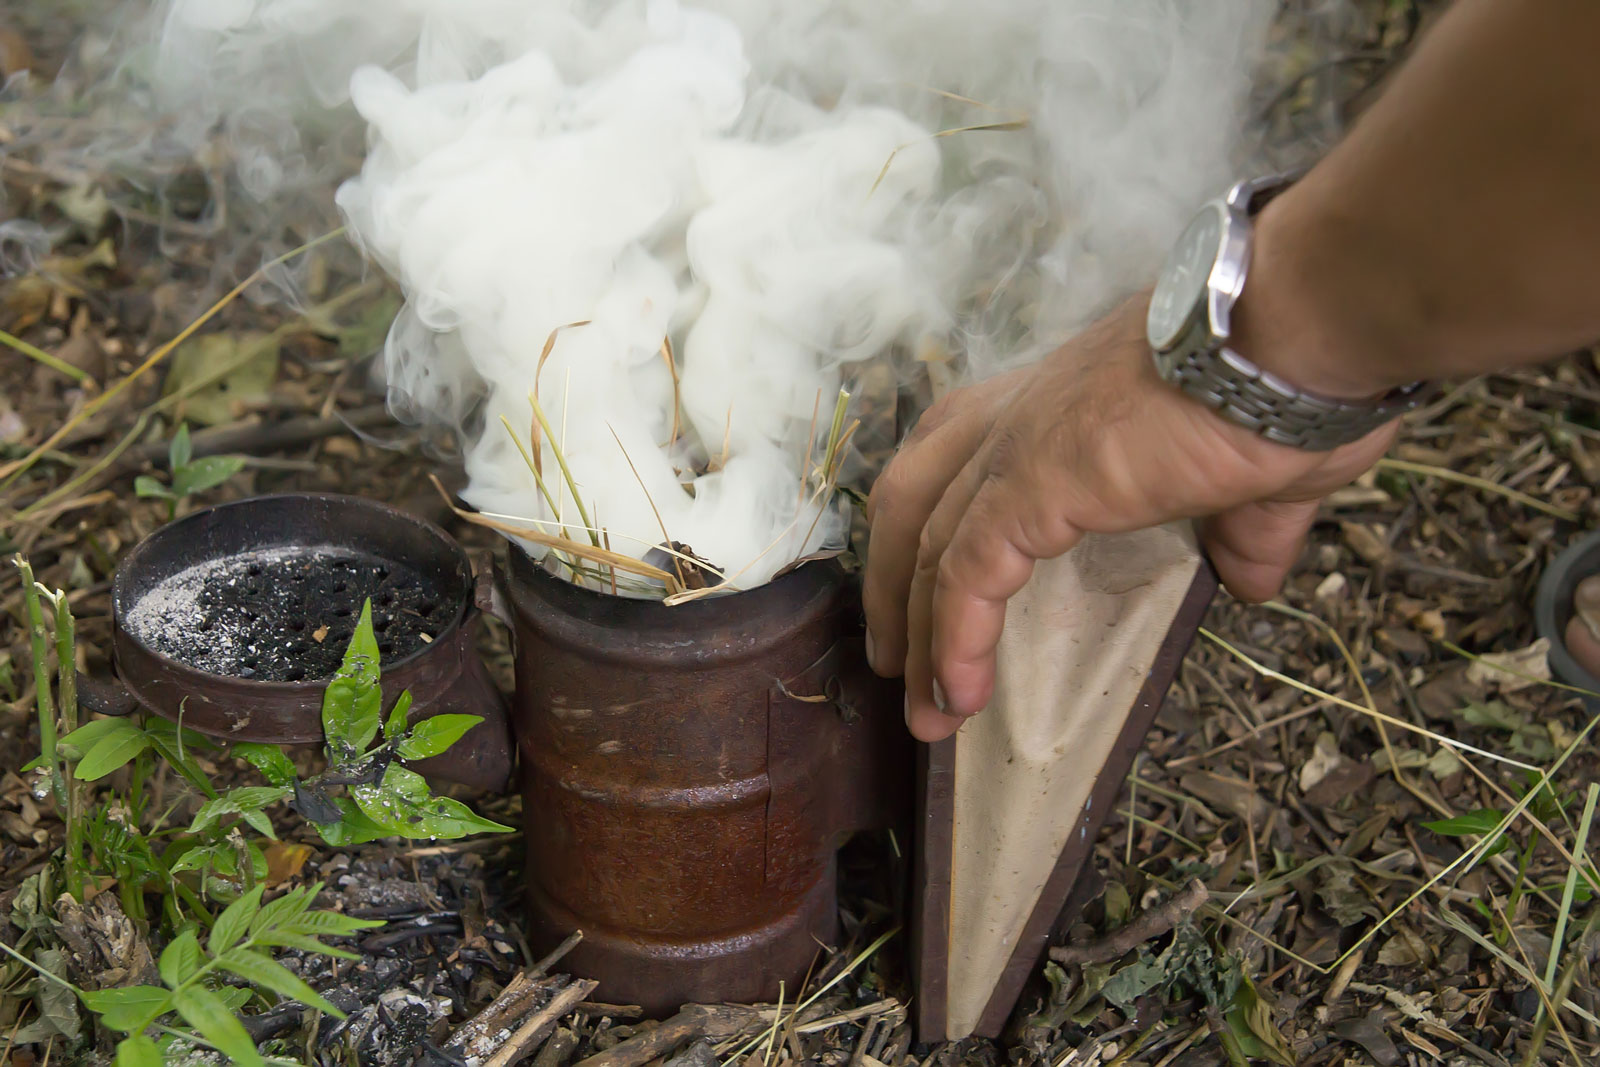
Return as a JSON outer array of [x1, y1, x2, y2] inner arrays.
[[865, 628, 879, 672], [903, 691, 912, 729], [932, 679, 947, 713]]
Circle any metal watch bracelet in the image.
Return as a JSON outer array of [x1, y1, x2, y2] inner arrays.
[[1163, 344, 1430, 451]]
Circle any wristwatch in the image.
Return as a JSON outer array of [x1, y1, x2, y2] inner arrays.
[[1146, 173, 1429, 451]]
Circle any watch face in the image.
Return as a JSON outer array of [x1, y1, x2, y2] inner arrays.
[[1147, 203, 1224, 351]]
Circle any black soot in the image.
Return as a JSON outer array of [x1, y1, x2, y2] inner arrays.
[[123, 545, 451, 681]]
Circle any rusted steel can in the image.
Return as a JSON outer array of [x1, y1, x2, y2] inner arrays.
[[504, 548, 910, 1013]]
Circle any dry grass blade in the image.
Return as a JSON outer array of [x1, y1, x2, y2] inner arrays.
[[532, 319, 592, 475], [659, 335, 682, 449], [763, 982, 785, 1067], [1199, 628, 1543, 771], [1494, 901, 1585, 1066], [1375, 456, 1580, 521], [608, 424, 686, 590], [723, 927, 900, 1063], [1544, 782, 1598, 990], [0, 327, 91, 385], [429, 475, 682, 594], [500, 414, 563, 521], [528, 389, 599, 547], [868, 119, 1028, 197], [0, 227, 347, 490]]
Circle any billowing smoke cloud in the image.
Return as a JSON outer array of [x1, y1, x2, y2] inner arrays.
[[17, 0, 1289, 591]]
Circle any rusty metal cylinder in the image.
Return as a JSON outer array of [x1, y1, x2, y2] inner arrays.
[[504, 549, 909, 1014]]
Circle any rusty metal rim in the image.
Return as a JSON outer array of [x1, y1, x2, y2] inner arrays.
[[110, 492, 473, 688], [503, 545, 848, 668], [527, 877, 833, 953]]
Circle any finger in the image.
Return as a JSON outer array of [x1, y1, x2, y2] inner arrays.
[[902, 453, 991, 742], [929, 475, 1073, 720], [861, 398, 1001, 678], [1200, 498, 1321, 602]]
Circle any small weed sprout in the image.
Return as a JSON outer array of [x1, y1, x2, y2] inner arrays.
[[133, 423, 247, 520]]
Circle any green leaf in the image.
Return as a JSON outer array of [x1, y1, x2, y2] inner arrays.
[[164, 332, 282, 427], [251, 931, 362, 959], [233, 742, 298, 787], [82, 985, 174, 1033], [169, 423, 193, 469], [249, 885, 314, 938], [287, 909, 385, 936], [143, 721, 219, 800], [114, 1035, 164, 1067], [210, 884, 264, 955], [351, 765, 514, 841], [241, 808, 276, 839], [33, 948, 80, 1042], [134, 475, 174, 500], [158, 929, 201, 988], [314, 797, 392, 847], [59, 717, 143, 752], [188, 786, 293, 837], [214, 985, 252, 1011], [322, 604, 382, 760], [171, 455, 246, 497], [216, 947, 346, 1017], [171, 985, 264, 1067], [1098, 949, 1167, 1014], [1223, 975, 1295, 1067], [75, 727, 152, 781], [397, 714, 481, 761], [1423, 809, 1510, 856], [384, 689, 414, 741]]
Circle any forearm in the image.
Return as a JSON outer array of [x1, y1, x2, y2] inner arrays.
[[1235, 0, 1600, 398]]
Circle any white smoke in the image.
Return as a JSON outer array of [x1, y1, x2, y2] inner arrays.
[[48, 0, 1284, 590]]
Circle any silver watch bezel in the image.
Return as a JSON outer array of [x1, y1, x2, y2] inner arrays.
[[1150, 174, 1287, 361]]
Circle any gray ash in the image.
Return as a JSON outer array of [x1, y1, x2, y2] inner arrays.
[[124, 545, 452, 681]]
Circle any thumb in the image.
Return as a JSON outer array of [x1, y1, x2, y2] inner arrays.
[[1200, 499, 1322, 603]]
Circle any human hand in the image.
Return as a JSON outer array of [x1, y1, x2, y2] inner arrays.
[[862, 291, 1397, 742]]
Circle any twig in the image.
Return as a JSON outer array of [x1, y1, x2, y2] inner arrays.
[[1049, 880, 1208, 966], [573, 1006, 762, 1067], [125, 405, 393, 466], [530, 931, 584, 977], [483, 977, 598, 1067]]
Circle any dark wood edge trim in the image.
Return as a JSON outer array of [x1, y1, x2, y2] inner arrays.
[[965, 558, 1218, 1038], [911, 733, 957, 1042]]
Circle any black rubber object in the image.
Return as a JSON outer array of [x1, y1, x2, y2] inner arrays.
[[1534, 529, 1600, 700]]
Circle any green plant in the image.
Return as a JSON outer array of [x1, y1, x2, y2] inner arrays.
[[10, 552, 508, 1061], [133, 423, 246, 519], [224, 597, 513, 845], [1424, 771, 1598, 944], [2, 882, 378, 1066]]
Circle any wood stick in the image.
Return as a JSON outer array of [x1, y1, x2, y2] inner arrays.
[[531, 931, 585, 977], [573, 1006, 763, 1067], [449, 933, 585, 1056], [125, 404, 393, 467], [533, 1027, 581, 1067], [484, 978, 599, 1067], [1048, 880, 1209, 967]]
